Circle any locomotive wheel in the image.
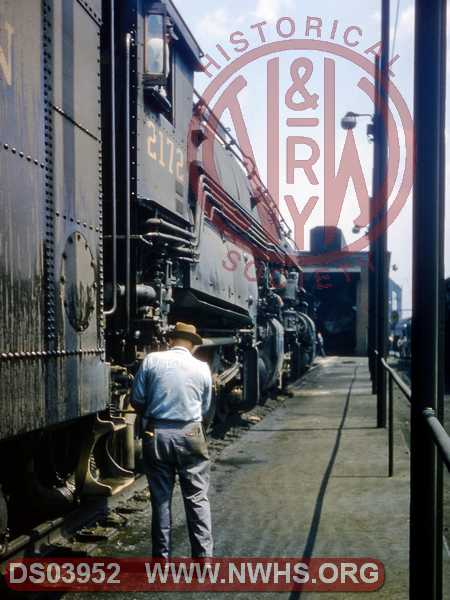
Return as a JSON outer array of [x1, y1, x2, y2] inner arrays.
[[24, 457, 76, 517], [0, 485, 8, 555]]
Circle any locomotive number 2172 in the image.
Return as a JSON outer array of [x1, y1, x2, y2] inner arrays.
[[146, 121, 185, 184]]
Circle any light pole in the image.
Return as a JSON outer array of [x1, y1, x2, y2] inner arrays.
[[341, 9, 389, 428], [340, 78, 382, 406], [375, 0, 390, 429]]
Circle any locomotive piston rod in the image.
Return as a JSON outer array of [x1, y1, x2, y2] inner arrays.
[[197, 337, 238, 348]]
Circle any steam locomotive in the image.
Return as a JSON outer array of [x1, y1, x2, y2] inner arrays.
[[0, 0, 315, 548]]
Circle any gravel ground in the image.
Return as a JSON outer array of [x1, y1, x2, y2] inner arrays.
[[207, 390, 293, 459]]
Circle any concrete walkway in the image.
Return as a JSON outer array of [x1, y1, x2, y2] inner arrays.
[[176, 356, 410, 599]]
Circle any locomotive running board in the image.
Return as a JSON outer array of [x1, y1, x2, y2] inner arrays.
[[75, 415, 135, 497]]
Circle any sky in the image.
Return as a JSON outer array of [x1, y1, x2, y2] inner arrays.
[[173, 0, 449, 311]]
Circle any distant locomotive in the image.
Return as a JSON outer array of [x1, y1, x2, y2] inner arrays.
[[0, 0, 315, 549]]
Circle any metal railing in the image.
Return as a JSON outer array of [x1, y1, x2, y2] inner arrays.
[[377, 353, 450, 476]]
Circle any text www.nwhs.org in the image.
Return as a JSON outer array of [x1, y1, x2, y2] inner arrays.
[[6, 557, 384, 592]]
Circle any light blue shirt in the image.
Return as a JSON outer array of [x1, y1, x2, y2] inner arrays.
[[131, 347, 212, 422]]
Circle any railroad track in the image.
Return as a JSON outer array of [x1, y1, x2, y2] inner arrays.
[[0, 476, 149, 573]]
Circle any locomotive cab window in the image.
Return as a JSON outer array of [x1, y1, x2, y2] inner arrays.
[[143, 5, 174, 118]]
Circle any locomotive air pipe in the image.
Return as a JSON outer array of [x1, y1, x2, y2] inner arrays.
[[138, 236, 199, 257], [177, 256, 198, 263], [104, 0, 118, 316], [125, 33, 131, 333], [142, 231, 195, 246], [203, 175, 298, 267], [207, 197, 278, 252], [208, 197, 284, 258], [173, 247, 200, 256], [209, 205, 276, 255], [204, 186, 272, 249], [145, 218, 196, 239]]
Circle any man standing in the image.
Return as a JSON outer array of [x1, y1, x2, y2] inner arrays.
[[131, 322, 213, 559]]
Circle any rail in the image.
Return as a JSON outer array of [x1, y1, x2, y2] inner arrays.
[[376, 353, 450, 475]]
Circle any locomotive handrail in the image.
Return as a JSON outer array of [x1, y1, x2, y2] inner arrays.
[[377, 353, 450, 475], [125, 33, 132, 332], [104, 0, 118, 316], [193, 89, 295, 247]]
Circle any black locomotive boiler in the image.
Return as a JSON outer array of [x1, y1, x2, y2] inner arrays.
[[0, 0, 316, 549]]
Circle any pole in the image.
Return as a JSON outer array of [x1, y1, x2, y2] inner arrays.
[[375, 0, 389, 428], [435, 3, 446, 593], [410, 1, 446, 598], [369, 54, 381, 395]]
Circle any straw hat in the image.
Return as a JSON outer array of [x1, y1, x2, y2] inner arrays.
[[167, 322, 202, 345]]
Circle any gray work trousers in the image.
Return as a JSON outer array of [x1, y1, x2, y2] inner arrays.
[[142, 420, 213, 558]]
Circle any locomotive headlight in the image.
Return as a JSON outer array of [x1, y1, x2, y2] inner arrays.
[[144, 4, 170, 87]]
